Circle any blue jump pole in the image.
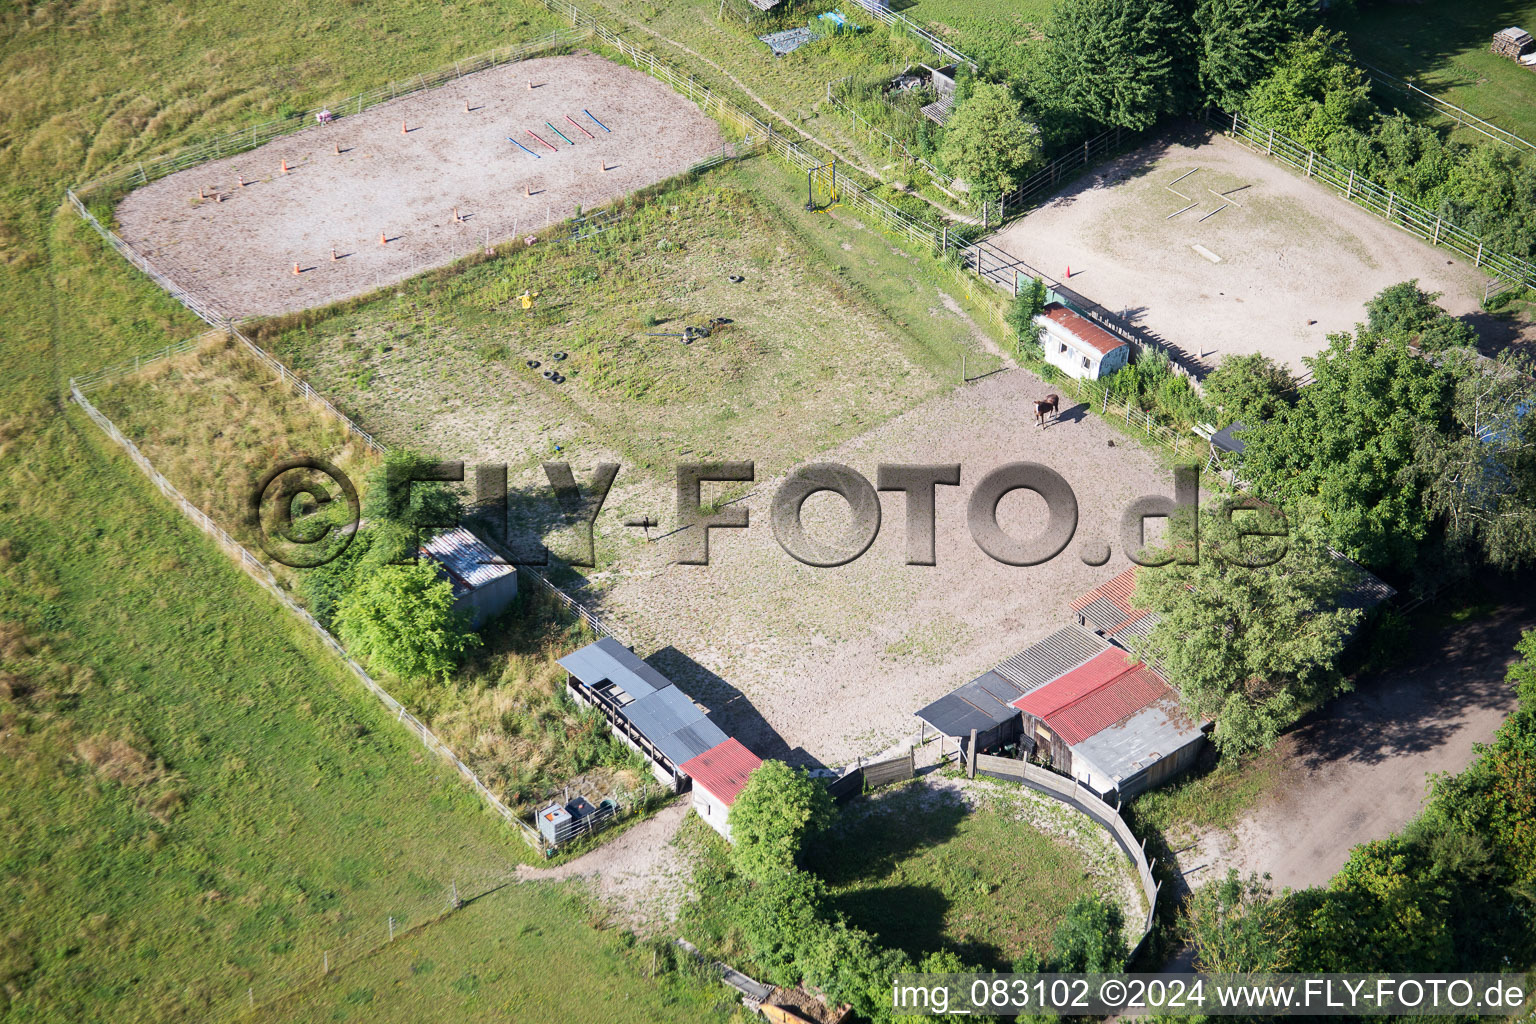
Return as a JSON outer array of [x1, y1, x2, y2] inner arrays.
[[583, 109, 611, 133], [507, 136, 541, 159]]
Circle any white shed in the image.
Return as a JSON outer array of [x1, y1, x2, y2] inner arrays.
[[678, 737, 761, 841], [1037, 303, 1131, 381]]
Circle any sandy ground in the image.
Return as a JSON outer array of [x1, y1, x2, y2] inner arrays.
[[591, 366, 1178, 768], [987, 125, 1497, 375], [1173, 599, 1532, 895], [514, 799, 694, 931], [114, 53, 726, 319]]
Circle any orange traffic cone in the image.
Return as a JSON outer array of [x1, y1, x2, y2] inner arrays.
[[237, 175, 246, 187], [1065, 266, 1071, 279], [401, 119, 408, 135], [453, 207, 461, 223], [293, 262, 301, 275], [334, 142, 341, 155], [599, 161, 606, 173], [281, 159, 290, 174], [379, 232, 388, 245], [331, 248, 338, 261]]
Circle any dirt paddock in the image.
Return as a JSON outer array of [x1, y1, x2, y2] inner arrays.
[[988, 126, 1492, 374], [593, 367, 1176, 768], [114, 53, 727, 319]]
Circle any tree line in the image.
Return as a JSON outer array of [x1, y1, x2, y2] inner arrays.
[[930, 0, 1536, 264]]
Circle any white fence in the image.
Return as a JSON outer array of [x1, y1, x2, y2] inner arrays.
[[1209, 108, 1536, 292], [68, 382, 546, 850]]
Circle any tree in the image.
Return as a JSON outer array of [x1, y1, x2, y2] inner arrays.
[[1201, 352, 1297, 425], [1006, 275, 1049, 354], [1130, 501, 1363, 754], [1406, 351, 1536, 573], [1184, 870, 1295, 972], [1193, 0, 1313, 110], [1364, 280, 1477, 352], [1241, 29, 1373, 150], [737, 867, 829, 985], [1240, 330, 1457, 571], [1039, 0, 1191, 130], [336, 560, 480, 681], [1049, 894, 1127, 972], [938, 83, 1042, 199], [729, 760, 835, 881]]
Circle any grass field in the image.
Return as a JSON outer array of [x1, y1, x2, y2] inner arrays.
[[0, 0, 752, 1020], [1337, 0, 1536, 147], [259, 157, 1002, 561], [806, 780, 1140, 970], [256, 882, 741, 1024], [85, 333, 381, 561], [895, 0, 1052, 81]]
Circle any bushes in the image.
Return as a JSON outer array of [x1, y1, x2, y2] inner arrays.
[[1201, 352, 1297, 426], [1102, 349, 1207, 428], [336, 561, 480, 682], [730, 759, 836, 881]]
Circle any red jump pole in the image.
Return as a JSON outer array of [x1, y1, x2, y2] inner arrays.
[[565, 114, 595, 140], [526, 129, 558, 152]]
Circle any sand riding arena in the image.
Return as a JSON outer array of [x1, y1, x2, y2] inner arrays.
[[113, 53, 728, 320]]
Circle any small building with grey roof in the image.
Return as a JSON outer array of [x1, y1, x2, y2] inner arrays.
[[559, 637, 729, 792], [420, 526, 519, 629], [915, 625, 1112, 751]]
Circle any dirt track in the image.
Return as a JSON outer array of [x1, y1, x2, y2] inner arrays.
[[114, 53, 726, 319], [1176, 600, 1531, 892]]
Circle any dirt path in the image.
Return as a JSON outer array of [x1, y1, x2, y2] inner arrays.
[[1173, 600, 1533, 894], [515, 799, 694, 929]]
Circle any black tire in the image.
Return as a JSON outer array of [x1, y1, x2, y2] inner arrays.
[[527, 359, 541, 368]]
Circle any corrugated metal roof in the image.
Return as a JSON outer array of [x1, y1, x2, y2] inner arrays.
[[1332, 551, 1397, 611], [1014, 648, 1137, 719], [679, 737, 762, 805], [557, 636, 673, 701], [1045, 663, 1171, 745], [627, 687, 728, 766], [420, 527, 515, 596], [915, 669, 1027, 738], [1072, 568, 1161, 641], [1040, 303, 1128, 357], [1072, 692, 1206, 784], [993, 625, 1111, 693]]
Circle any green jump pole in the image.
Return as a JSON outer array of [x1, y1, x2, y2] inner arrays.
[[545, 122, 575, 146]]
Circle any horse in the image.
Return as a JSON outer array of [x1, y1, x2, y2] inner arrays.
[[1034, 393, 1060, 427]]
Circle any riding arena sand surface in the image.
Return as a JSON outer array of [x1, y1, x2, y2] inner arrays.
[[593, 367, 1173, 768], [114, 53, 727, 320], [987, 126, 1491, 374]]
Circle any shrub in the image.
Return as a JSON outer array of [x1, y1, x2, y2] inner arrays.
[[730, 760, 835, 881], [336, 560, 480, 682]]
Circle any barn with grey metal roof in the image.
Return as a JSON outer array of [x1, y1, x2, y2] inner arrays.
[[559, 637, 728, 791]]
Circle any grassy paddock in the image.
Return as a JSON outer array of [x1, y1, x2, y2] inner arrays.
[[1337, 0, 1536, 147], [897, 0, 1052, 80], [807, 780, 1139, 970], [261, 158, 998, 511]]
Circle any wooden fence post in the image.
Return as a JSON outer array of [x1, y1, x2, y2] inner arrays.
[[967, 728, 977, 779]]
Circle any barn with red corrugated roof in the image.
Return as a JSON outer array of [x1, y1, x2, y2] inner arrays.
[[1010, 647, 1207, 797], [679, 737, 763, 840]]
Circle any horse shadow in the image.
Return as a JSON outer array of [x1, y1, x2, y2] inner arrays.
[[1052, 402, 1091, 426]]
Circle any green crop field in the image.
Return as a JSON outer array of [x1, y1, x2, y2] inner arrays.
[[806, 781, 1141, 970], [1338, 0, 1536, 147]]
